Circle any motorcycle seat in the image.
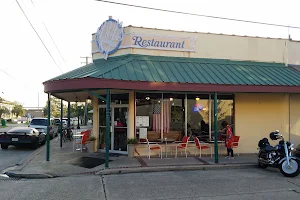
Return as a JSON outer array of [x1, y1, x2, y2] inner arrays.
[[262, 145, 276, 152]]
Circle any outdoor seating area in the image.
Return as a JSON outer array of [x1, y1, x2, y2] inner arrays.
[[134, 135, 239, 159], [73, 129, 94, 152]]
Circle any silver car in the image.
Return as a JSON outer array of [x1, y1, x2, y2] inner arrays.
[[29, 118, 58, 139]]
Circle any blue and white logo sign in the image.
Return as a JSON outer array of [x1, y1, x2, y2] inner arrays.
[[193, 104, 204, 112], [96, 16, 123, 60]]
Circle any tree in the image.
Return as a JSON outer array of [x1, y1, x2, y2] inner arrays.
[[12, 104, 25, 117], [70, 103, 84, 128], [87, 102, 93, 121], [43, 97, 67, 117], [0, 106, 9, 119]]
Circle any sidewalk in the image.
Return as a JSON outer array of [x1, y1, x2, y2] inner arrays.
[[3, 135, 258, 178]]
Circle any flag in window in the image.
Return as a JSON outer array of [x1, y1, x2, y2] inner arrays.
[[152, 102, 161, 133], [152, 100, 170, 133]]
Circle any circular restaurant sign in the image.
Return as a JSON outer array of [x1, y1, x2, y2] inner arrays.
[[96, 16, 124, 59]]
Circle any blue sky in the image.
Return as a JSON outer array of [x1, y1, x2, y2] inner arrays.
[[1, 0, 299, 107]]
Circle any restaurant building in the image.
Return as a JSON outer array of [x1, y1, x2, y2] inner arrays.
[[43, 17, 300, 157]]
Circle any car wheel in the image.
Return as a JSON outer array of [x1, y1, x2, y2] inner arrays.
[[31, 141, 39, 149], [41, 140, 46, 145], [1, 144, 9, 149]]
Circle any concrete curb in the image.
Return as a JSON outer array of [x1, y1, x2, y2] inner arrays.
[[1, 138, 57, 174], [96, 163, 257, 175], [3, 163, 257, 179], [4, 171, 54, 179], [17, 146, 46, 168]]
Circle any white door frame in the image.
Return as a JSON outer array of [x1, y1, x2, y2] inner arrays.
[[98, 104, 128, 154]]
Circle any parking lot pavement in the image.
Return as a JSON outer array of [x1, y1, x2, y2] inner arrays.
[[103, 168, 300, 200], [0, 145, 35, 173]]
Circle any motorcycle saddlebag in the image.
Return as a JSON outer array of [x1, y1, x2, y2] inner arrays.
[[258, 138, 270, 148]]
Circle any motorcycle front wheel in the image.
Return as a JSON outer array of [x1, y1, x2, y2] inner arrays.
[[280, 158, 300, 177]]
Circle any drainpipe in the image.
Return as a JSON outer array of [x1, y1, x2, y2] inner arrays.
[[46, 93, 51, 161], [289, 94, 291, 142], [214, 92, 218, 163], [67, 102, 71, 138]]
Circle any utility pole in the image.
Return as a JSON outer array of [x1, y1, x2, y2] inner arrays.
[[81, 56, 92, 126], [80, 56, 92, 66]]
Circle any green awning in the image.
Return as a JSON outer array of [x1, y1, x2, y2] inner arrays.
[[48, 54, 300, 86]]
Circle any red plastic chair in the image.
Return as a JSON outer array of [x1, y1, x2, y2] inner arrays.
[[145, 138, 162, 159], [194, 137, 212, 158], [74, 130, 89, 151], [171, 135, 190, 158], [82, 132, 89, 145], [232, 136, 240, 156]]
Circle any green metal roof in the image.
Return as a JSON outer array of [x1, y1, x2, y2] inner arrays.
[[47, 54, 300, 86]]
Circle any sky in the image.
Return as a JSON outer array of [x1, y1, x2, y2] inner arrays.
[[1, 0, 300, 108]]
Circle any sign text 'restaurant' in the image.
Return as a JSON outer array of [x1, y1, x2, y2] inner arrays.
[[132, 36, 185, 49]]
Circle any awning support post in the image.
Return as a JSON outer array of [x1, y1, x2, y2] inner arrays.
[[46, 93, 51, 161], [60, 99, 63, 147], [67, 102, 71, 137], [105, 89, 111, 168], [87, 89, 111, 168], [214, 92, 219, 163]]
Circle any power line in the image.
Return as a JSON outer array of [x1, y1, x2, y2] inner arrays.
[[15, 0, 63, 73], [0, 68, 42, 109], [31, 1, 69, 70], [95, 0, 299, 30], [0, 68, 40, 94]]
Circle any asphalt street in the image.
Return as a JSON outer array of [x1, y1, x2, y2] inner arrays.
[[1, 168, 300, 200], [0, 146, 34, 172], [0, 124, 35, 172]]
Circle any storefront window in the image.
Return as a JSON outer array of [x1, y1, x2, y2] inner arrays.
[[187, 94, 210, 140], [136, 92, 185, 141], [135, 92, 234, 142], [136, 92, 162, 141], [211, 94, 235, 136], [163, 93, 185, 138]]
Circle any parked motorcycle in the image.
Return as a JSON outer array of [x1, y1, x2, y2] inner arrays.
[[62, 127, 73, 142], [258, 130, 300, 177], [293, 144, 300, 158]]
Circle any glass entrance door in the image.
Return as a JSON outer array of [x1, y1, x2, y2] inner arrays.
[[98, 105, 128, 152], [99, 108, 111, 150], [113, 107, 128, 151]]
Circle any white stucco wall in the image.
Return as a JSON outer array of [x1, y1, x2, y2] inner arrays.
[[92, 26, 291, 64]]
